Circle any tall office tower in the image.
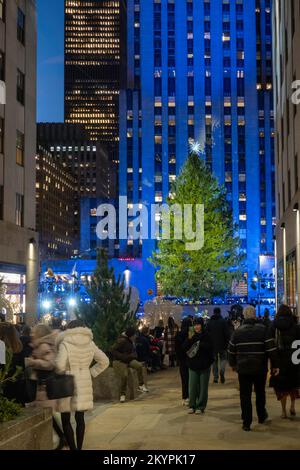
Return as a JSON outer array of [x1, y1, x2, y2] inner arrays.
[[119, 0, 275, 300], [0, 0, 38, 323], [36, 146, 76, 260], [64, 0, 127, 156], [273, 0, 300, 315], [37, 123, 110, 251]]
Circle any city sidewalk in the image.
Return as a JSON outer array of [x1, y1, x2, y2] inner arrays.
[[84, 368, 300, 450]]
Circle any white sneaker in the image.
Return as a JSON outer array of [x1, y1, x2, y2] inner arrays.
[[120, 395, 126, 403], [138, 384, 149, 393], [188, 408, 195, 414]]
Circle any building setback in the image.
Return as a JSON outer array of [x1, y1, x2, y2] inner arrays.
[[0, 0, 38, 323], [36, 146, 76, 260], [119, 0, 275, 300], [64, 0, 127, 158], [273, 0, 300, 315]]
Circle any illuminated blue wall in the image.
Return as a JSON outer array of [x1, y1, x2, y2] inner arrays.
[[119, 0, 275, 299], [41, 258, 156, 303]]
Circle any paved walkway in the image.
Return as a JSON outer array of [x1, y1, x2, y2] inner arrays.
[[85, 368, 300, 450]]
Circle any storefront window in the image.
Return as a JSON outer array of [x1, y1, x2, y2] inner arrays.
[[0, 272, 26, 322], [277, 260, 284, 307]]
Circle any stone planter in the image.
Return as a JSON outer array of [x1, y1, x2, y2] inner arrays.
[[93, 366, 147, 402], [0, 407, 52, 450]]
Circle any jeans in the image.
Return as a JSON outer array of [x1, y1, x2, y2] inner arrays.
[[238, 373, 267, 427], [213, 350, 227, 380], [113, 360, 144, 395], [179, 361, 189, 400], [189, 368, 211, 411]]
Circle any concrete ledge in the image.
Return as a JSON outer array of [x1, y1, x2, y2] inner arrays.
[[0, 407, 52, 450], [93, 366, 147, 402]]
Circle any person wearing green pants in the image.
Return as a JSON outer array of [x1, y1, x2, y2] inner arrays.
[[183, 317, 214, 414]]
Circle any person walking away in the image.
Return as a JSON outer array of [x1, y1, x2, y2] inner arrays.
[[136, 326, 152, 372], [111, 327, 148, 403], [228, 306, 279, 431], [56, 320, 109, 450], [175, 317, 193, 406], [207, 307, 230, 384], [262, 309, 272, 328], [154, 320, 165, 368], [183, 317, 214, 414], [14, 325, 32, 370], [268, 305, 300, 418], [164, 317, 179, 367], [154, 320, 165, 340], [0, 322, 24, 404], [27, 324, 66, 449]]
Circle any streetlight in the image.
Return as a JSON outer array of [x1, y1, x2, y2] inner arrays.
[[68, 298, 77, 307], [42, 300, 51, 311]]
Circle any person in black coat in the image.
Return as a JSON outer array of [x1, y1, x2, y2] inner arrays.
[[175, 317, 193, 405], [183, 317, 214, 414], [13, 325, 32, 370], [136, 326, 152, 370], [228, 306, 279, 431], [207, 308, 230, 384], [268, 305, 300, 419]]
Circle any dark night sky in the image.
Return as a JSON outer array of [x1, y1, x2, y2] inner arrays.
[[37, 0, 64, 122]]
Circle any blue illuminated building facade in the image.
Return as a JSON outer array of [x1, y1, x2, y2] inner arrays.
[[119, 0, 275, 300]]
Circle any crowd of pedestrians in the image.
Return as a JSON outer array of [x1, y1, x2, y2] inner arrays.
[[1, 302, 300, 450], [0, 318, 109, 450], [174, 304, 300, 431]]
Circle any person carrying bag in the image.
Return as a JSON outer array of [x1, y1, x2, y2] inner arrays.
[[55, 320, 109, 451]]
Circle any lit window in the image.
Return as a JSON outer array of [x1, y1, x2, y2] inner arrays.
[[16, 131, 24, 166]]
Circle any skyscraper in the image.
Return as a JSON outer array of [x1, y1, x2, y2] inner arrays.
[[64, 0, 126, 155], [0, 0, 38, 323], [119, 0, 275, 300], [273, 0, 300, 315], [37, 122, 110, 249]]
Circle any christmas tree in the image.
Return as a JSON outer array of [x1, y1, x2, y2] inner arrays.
[[151, 152, 243, 298], [77, 249, 138, 353]]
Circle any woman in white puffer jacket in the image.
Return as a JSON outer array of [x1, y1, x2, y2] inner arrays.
[[56, 320, 109, 450]]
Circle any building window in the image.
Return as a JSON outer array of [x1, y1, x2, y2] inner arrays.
[[15, 193, 24, 227], [0, 185, 3, 220], [0, 51, 4, 81], [17, 8, 25, 44], [16, 131, 24, 166], [0, 0, 5, 21], [17, 69, 25, 104], [0, 118, 3, 154]]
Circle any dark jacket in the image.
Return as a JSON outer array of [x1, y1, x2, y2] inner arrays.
[[183, 331, 214, 372], [207, 313, 231, 353], [268, 315, 300, 391], [111, 335, 137, 364], [13, 336, 33, 369], [228, 319, 278, 375], [175, 329, 189, 363], [154, 326, 164, 339], [136, 334, 151, 363]]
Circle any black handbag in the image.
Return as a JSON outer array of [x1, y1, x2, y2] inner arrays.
[[45, 373, 75, 400], [18, 368, 37, 403]]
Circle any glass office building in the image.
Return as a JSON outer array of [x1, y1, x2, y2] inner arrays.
[[64, 0, 126, 156]]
